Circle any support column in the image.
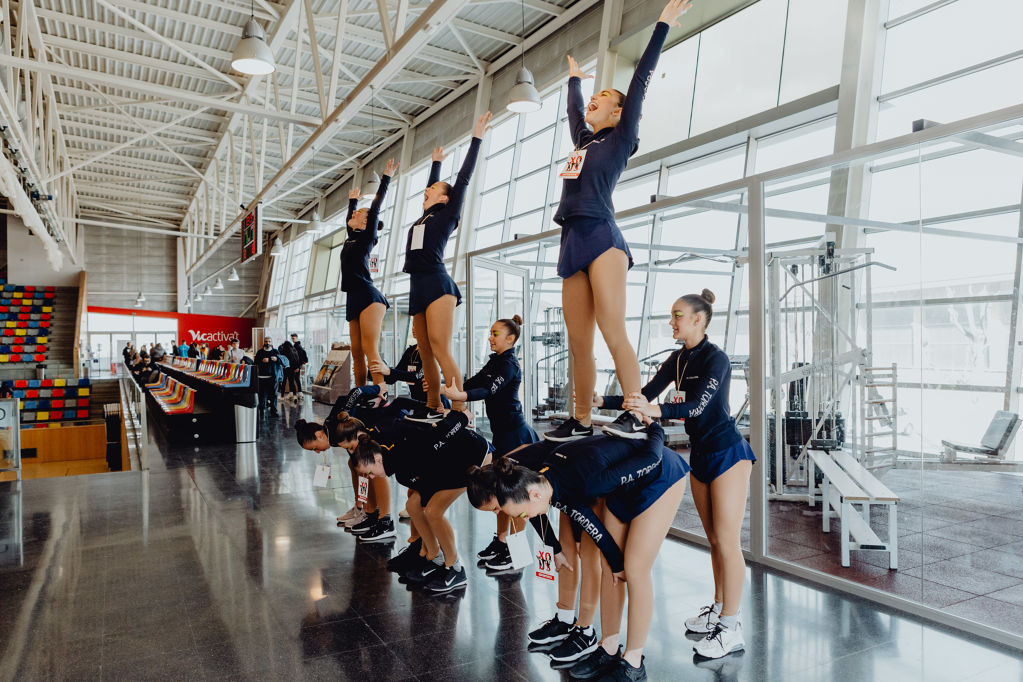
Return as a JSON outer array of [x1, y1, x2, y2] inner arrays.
[[176, 238, 187, 313]]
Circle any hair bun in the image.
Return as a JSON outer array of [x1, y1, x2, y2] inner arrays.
[[357, 432, 372, 442], [338, 411, 350, 420], [512, 314, 523, 326], [493, 457, 516, 476], [701, 289, 716, 305], [295, 419, 307, 428]]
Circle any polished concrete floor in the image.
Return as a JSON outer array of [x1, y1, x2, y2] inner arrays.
[[1, 397, 1022, 681]]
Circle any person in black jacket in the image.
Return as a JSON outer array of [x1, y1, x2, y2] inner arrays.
[[187, 342, 200, 359], [603, 290, 755, 661], [369, 327, 450, 408], [209, 345, 224, 361], [493, 421, 689, 680], [543, 0, 692, 445], [254, 338, 280, 417], [401, 113, 491, 424], [440, 314, 539, 569], [278, 337, 301, 401], [344, 159, 398, 398], [292, 334, 309, 392]]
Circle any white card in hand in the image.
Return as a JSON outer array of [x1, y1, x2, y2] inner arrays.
[[410, 223, 425, 250], [313, 464, 330, 488], [506, 529, 532, 569]]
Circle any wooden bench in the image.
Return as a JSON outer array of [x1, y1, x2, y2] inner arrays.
[[808, 449, 899, 569]]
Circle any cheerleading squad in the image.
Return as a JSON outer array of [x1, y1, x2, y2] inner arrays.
[[294, 2, 756, 678]]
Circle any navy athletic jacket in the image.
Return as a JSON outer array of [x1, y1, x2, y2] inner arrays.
[[604, 336, 742, 457], [536, 424, 668, 573], [341, 174, 390, 292], [462, 348, 527, 435], [402, 137, 482, 275], [554, 22, 668, 226], [384, 344, 427, 402]]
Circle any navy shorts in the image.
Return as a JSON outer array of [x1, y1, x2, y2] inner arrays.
[[345, 285, 389, 322], [557, 216, 634, 279], [492, 420, 539, 456], [408, 272, 462, 316], [606, 450, 690, 522], [689, 439, 757, 485]]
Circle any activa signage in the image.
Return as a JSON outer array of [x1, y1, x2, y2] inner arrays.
[[187, 329, 240, 343]]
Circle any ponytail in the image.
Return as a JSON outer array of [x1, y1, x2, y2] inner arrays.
[[295, 419, 326, 447], [492, 457, 545, 506], [349, 432, 382, 468], [466, 464, 499, 508]]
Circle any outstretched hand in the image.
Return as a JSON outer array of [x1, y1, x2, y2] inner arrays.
[[566, 55, 592, 80], [349, 187, 361, 200], [473, 111, 493, 139], [432, 146, 447, 163], [659, 0, 693, 27], [383, 158, 399, 177], [623, 392, 662, 419]]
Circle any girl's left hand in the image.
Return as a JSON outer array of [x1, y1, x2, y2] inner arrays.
[[612, 570, 627, 586], [439, 383, 467, 401], [473, 111, 493, 139], [659, 0, 693, 28], [349, 187, 361, 200], [623, 392, 662, 418], [383, 158, 399, 177], [554, 552, 574, 572]]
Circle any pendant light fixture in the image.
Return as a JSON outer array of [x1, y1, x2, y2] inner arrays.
[[214, 277, 225, 290], [194, 289, 202, 302], [134, 298, 143, 308], [228, 267, 240, 281], [308, 211, 323, 235], [270, 236, 285, 256], [363, 86, 381, 200], [135, 291, 146, 304], [231, 0, 275, 75], [204, 285, 214, 297], [507, 0, 541, 113]]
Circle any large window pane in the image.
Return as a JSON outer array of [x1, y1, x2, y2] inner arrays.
[[512, 169, 550, 215], [755, 118, 836, 173], [489, 115, 518, 153], [690, 0, 787, 135], [666, 146, 746, 195], [637, 36, 698, 156], [522, 91, 560, 137], [478, 185, 509, 227], [778, 0, 846, 104], [484, 148, 514, 190], [518, 128, 556, 175]]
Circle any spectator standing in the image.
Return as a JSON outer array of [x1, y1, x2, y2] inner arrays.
[[290, 334, 309, 394], [188, 342, 200, 359], [254, 337, 281, 417], [278, 336, 301, 401], [177, 339, 190, 357], [226, 338, 246, 363], [209, 345, 225, 361]]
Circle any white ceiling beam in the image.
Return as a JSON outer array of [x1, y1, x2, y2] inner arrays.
[[51, 85, 231, 126], [375, 0, 396, 51], [327, 0, 349, 107], [341, 21, 483, 73], [106, 0, 278, 26], [80, 208, 181, 228], [189, 0, 473, 275], [450, 17, 521, 44], [303, 0, 329, 117], [469, 0, 563, 15], [72, 218, 204, 238], [448, 24, 485, 74], [0, 54, 319, 125], [92, 0, 244, 93], [395, 0, 410, 36]]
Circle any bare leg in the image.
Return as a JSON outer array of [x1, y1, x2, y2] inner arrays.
[[690, 476, 723, 603], [597, 500, 627, 653], [578, 532, 602, 628], [562, 270, 596, 425], [371, 475, 390, 519], [424, 295, 464, 411], [349, 319, 367, 386], [556, 513, 580, 612], [424, 487, 466, 567], [497, 510, 510, 540], [358, 302, 388, 389], [709, 461, 752, 617], [589, 248, 641, 397], [413, 313, 442, 411], [406, 491, 438, 559], [620, 478, 687, 667]]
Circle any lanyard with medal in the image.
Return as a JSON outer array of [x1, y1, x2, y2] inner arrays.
[[665, 351, 690, 405]]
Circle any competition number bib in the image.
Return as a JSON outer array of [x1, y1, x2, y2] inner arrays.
[[559, 149, 588, 179], [406, 365, 418, 385], [665, 389, 686, 404], [410, 224, 425, 251], [535, 545, 557, 581], [356, 476, 370, 504]]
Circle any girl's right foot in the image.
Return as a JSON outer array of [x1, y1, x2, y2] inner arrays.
[[404, 406, 445, 424], [684, 604, 721, 634], [543, 418, 593, 442], [337, 505, 360, 523], [602, 411, 647, 439]]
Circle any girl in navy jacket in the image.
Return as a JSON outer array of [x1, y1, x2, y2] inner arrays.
[[344, 158, 398, 397], [543, 0, 693, 446]]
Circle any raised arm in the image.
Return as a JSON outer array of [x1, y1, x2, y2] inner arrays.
[[428, 146, 444, 187], [445, 112, 490, 215], [618, 2, 690, 141], [565, 55, 593, 147], [346, 187, 360, 233]]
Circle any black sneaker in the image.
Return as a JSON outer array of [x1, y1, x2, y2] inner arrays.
[[483, 547, 515, 571], [528, 615, 576, 645], [569, 645, 621, 679], [387, 538, 423, 573], [477, 534, 506, 560], [543, 418, 593, 442], [601, 411, 646, 439], [596, 656, 646, 681], [358, 516, 396, 542], [548, 625, 598, 663], [403, 557, 444, 585], [424, 565, 467, 593], [404, 407, 444, 424], [348, 510, 380, 535]]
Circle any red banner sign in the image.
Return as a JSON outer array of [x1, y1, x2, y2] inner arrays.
[[88, 307, 256, 347]]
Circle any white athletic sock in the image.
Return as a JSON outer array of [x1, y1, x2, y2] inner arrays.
[[712, 601, 723, 613], [431, 554, 445, 566], [580, 625, 594, 637], [719, 614, 739, 630], [601, 634, 620, 655], [557, 608, 576, 625]]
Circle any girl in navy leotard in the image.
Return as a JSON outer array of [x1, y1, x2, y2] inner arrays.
[[343, 158, 398, 397], [616, 289, 755, 660], [402, 112, 492, 423], [543, 0, 693, 445]]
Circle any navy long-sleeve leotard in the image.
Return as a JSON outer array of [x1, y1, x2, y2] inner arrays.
[[402, 137, 482, 275], [553, 22, 668, 226], [462, 348, 528, 435], [384, 344, 427, 402], [604, 336, 742, 457], [341, 174, 390, 292]]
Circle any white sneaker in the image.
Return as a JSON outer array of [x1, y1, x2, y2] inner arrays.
[[694, 622, 745, 659], [398, 509, 410, 519], [337, 505, 360, 523], [684, 604, 720, 633], [342, 508, 368, 528]]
